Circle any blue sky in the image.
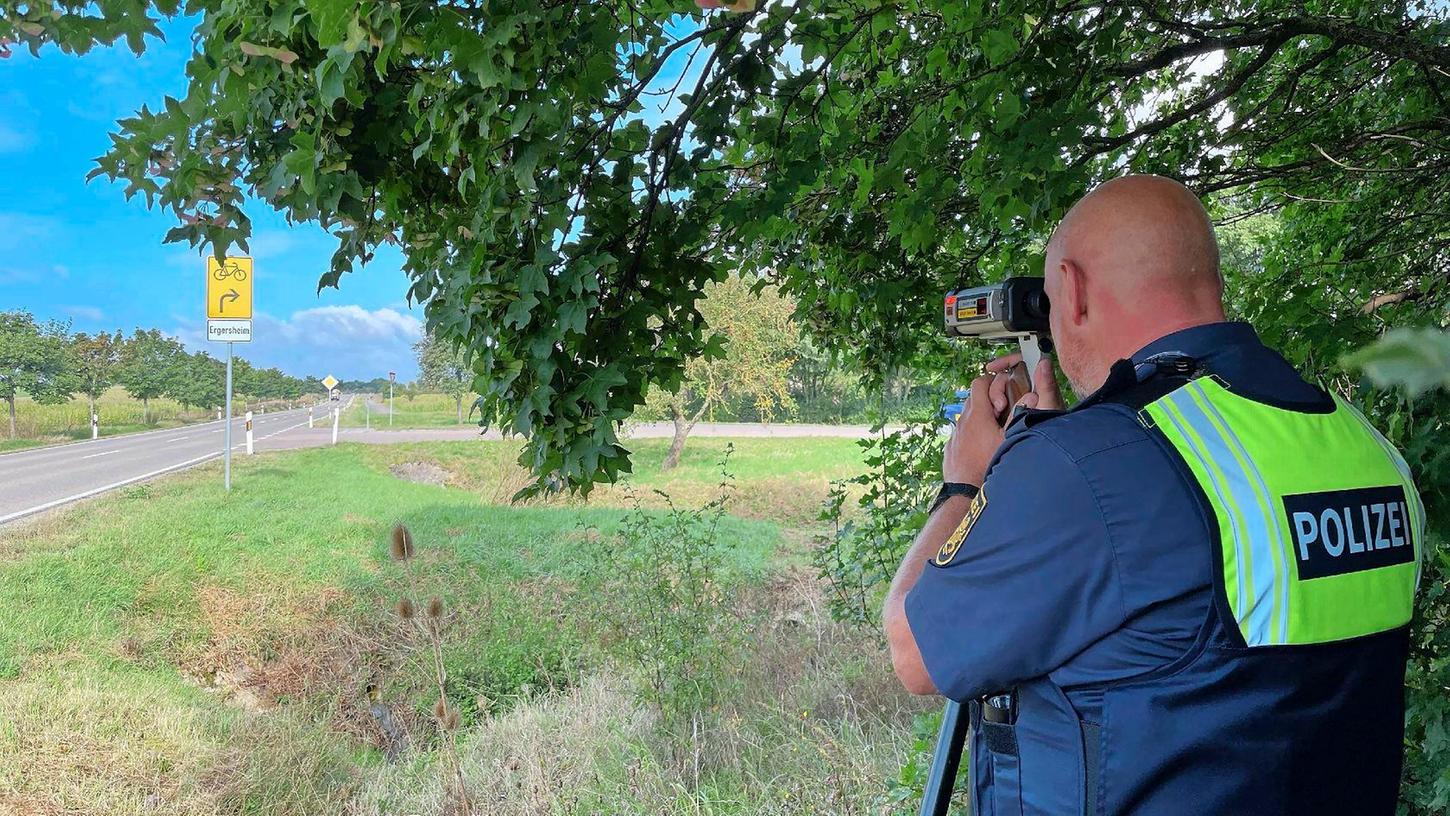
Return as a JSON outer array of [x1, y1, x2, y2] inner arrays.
[[0, 16, 422, 380]]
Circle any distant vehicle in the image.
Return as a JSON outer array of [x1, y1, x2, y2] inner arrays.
[[330, 388, 340, 401]]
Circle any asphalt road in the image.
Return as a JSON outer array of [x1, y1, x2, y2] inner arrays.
[[0, 401, 344, 525]]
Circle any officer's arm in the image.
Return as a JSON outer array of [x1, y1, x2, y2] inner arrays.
[[884, 494, 975, 694]]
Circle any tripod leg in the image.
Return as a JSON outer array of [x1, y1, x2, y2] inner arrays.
[[918, 699, 970, 816]]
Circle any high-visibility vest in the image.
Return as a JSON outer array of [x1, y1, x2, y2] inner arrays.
[[1140, 373, 1423, 648], [975, 360, 1426, 816]]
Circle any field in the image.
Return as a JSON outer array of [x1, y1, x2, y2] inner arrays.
[[0, 388, 301, 453], [340, 392, 478, 428], [0, 436, 937, 815]]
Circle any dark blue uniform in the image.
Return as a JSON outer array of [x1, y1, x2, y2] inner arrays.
[[905, 322, 1410, 815]]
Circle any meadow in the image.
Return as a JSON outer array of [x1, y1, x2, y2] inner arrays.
[[0, 436, 939, 815], [340, 392, 478, 429]]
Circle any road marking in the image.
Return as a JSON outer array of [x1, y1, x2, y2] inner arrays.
[[0, 450, 222, 526], [167, 436, 190, 443], [81, 450, 120, 459]]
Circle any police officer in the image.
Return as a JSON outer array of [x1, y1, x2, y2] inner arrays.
[[883, 175, 1424, 816]]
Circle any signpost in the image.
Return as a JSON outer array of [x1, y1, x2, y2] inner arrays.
[[206, 256, 253, 491], [388, 371, 396, 427]]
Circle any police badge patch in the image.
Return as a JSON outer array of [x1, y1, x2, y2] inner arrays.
[[934, 488, 987, 566]]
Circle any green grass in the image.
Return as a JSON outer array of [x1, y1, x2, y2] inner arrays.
[[340, 392, 477, 428], [0, 437, 912, 815]]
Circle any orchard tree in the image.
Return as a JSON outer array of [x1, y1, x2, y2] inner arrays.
[[414, 332, 473, 423], [654, 275, 797, 470], [168, 350, 226, 410], [0, 311, 75, 438], [69, 330, 122, 418], [118, 328, 185, 423]]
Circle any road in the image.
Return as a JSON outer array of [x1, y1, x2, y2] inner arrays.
[[0, 402, 342, 525], [0, 404, 885, 525]]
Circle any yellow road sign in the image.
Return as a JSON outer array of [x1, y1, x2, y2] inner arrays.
[[321, 375, 339, 391], [206, 256, 253, 319]]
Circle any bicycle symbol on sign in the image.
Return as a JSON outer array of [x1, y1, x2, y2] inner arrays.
[[212, 260, 248, 282]]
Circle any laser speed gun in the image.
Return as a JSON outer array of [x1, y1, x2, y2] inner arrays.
[[943, 276, 1054, 370]]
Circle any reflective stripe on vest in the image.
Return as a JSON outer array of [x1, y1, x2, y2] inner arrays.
[[1141, 377, 1422, 646]]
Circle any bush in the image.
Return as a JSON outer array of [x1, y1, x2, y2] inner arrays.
[[580, 449, 746, 736], [816, 417, 945, 626]]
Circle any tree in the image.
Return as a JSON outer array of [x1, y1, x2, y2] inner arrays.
[[655, 275, 797, 470], [0, 311, 75, 438], [69, 330, 122, 418], [167, 351, 226, 411], [23, 0, 1435, 494], [117, 329, 184, 423], [415, 333, 473, 424]]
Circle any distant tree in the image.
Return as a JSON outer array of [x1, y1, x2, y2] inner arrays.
[[168, 351, 226, 410], [415, 334, 473, 424], [0, 311, 75, 438], [118, 329, 185, 423], [69, 330, 122, 417], [656, 276, 797, 471]]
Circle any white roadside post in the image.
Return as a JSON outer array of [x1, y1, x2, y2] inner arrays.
[[245, 411, 254, 455], [90, 412, 98, 440], [388, 370, 396, 427], [331, 406, 340, 445], [365, 395, 370, 430], [216, 407, 222, 420], [308, 405, 314, 429]]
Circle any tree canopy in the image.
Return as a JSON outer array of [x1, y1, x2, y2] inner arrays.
[[4, 0, 1444, 494]]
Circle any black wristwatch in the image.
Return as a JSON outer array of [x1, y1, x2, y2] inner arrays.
[[930, 482, 980, 514]]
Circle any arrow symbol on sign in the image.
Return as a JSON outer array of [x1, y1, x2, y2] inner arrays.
[[218, 289, 239, 314]]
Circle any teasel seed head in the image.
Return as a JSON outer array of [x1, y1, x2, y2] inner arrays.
[[443, 707, 461, 731], [434, 696, 449, 722], [427, 596, 445, 619], [396, 597, 416, 620], [390, 523, 414, 561]]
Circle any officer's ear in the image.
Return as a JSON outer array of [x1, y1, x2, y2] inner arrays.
[[1059, 258, 1089, 327]]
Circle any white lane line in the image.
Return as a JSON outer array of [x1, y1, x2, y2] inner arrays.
[[81, 450, 121, 460], [0, 450, 221, 526], [167, 436, 190, 444]]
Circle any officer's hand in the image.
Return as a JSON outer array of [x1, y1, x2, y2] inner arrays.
[[942, 373, 1015, 486], [986, 352, 1065, 414]]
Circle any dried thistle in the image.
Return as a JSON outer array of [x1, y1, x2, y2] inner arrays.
[[427, 596, 445, 619], [390, 523, 414, 561], [396, 597, 416, 620], [434, 696, 449, 722], [443, 707, 461, 731]]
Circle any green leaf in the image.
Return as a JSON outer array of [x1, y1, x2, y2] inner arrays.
[[1343, 328, 1450, 396]]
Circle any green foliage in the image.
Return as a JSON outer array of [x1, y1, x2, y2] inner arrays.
[[55, 0, 1447, 497], [68, 330, 122, 406], [816, 418, 945, 626], [580, 451, 744, 731], [414, 331, 474, 423], [116, 328, 184, 411], [0, 310, 75, 436], [1344, 329, 1450, 397]]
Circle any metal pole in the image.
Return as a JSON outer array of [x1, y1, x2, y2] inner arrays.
[[389, 381, 394, 426], [224, 342, 233, 491], [365, 395, 370, 430], [919, 700, 971, 816]]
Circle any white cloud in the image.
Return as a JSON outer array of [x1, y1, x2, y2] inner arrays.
[[175, 305, 424, 380], [0, 263, 69, 286], [62, 305, 106, 321]]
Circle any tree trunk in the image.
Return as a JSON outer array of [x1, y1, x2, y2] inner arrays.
[[456, 396, 463, 424], [660, 402, 707, 471], [6, 396, 15, 439]]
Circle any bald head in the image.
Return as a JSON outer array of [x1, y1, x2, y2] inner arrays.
[[1043, 175, 1227, 395]]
